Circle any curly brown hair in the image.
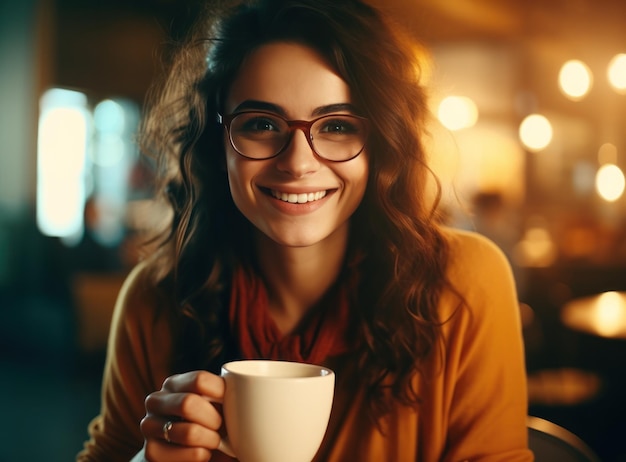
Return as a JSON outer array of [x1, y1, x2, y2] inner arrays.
[[140, 0, 450, 419]]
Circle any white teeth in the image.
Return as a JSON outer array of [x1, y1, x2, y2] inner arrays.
[[271, 189, 327, 204]]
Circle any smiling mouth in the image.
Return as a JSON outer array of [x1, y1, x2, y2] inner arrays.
[[269, 189, 328, 204]]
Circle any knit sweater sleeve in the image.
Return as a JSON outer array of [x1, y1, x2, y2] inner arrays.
[[438, 229, 532, 462], [76, 262, 173, 461]]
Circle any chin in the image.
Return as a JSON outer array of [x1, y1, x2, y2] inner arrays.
[[267, 235, 326, 248], [259, 226, 334, 249]]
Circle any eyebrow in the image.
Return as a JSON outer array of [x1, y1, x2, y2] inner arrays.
[[231, 100, 360, 117]]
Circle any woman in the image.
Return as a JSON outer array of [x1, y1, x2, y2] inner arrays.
[[78, 0, 532, 460]]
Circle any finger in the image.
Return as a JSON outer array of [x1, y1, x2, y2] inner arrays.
[[141, 416, 221, 449], [144, 438, 212, 462], [145, 391, 223, 429], [162, 371, 225, 401]]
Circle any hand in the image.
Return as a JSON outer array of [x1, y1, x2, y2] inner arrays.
[[140, 370, 225, 461]]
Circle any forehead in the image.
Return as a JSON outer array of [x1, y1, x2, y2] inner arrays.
[[225, 42, 352, 117]]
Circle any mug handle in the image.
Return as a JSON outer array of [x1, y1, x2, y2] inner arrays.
[[207, 396, 236, 458], [217, 437, 236, 458]]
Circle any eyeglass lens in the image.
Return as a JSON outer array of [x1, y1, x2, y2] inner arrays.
[[228, 112, 367, 161]]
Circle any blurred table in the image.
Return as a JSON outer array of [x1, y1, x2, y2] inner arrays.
[[561, 291, 626, 339]]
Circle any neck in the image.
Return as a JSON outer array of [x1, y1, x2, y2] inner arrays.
[[254, 226, 349, 334]]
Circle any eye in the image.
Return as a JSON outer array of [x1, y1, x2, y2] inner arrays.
[[239, 116, 281, 133], [317, 116, 361, 135]]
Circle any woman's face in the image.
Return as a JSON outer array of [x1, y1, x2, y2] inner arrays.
[[223, 42, 369, 248]]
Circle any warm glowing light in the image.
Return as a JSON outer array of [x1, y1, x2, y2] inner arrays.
[[592, 292, 626, 337], [512, 224, 557, 267], [595, 163, 625, 202], [527, 368, 602, 406], [437, 96, 478, 131], [558, 60, 592, 100], [607, 53, 626, 94], [37, 88, 90, 238], [519, 114, 553, 151], [563, 291, 626, 338]]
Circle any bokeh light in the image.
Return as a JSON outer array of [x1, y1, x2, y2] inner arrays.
[[512, 218, 557, 268], [437, 95, 478, 131], [92, 99, 126, 167], [93, 99, 125, 134], [559, 60, 592, 100], [37, 88, 89, 239], [607, 53, 626, 94], [595, 163, 625, 202], [563, 291, 626, 338], [592, 291, 626, 337], [519, 114, 553, 151]]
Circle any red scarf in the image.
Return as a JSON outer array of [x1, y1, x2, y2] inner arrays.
[[229, 266, 356, 365]]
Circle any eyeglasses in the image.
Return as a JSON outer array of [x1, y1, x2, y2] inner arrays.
[[218, 111, 369, 162]]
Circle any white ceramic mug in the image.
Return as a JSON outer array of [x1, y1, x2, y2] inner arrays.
[[217, 359, 335, 462]]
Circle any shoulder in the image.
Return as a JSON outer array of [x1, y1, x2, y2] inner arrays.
[[110, 260, 172, 335], [438, 226, 518, 321], [441, 226, 513, 289], [442, 226, 510, 270], [118, 260, 159, 303]]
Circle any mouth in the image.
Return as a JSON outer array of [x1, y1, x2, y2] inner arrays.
[[267, 189, 329, 204]]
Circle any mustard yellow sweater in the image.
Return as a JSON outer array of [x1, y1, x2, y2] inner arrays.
[[77, 229, 533, 461]]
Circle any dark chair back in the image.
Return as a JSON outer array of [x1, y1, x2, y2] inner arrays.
[[528, 416, 601, 462]]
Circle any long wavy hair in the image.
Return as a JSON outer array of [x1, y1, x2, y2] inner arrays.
[[140, 0, 451, 419]]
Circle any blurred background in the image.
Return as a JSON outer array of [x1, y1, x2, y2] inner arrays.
[[1, 0, 625, 460]]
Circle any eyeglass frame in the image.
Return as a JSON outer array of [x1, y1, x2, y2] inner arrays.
[[217, 110, 370, 162]]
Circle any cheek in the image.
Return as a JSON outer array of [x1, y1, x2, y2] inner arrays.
[[225, 152, 247, 202], [225, 151, 264, 212], [350, 156, 369, 199]]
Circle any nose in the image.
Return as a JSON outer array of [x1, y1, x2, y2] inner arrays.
[[274, 128, 321, 177]]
